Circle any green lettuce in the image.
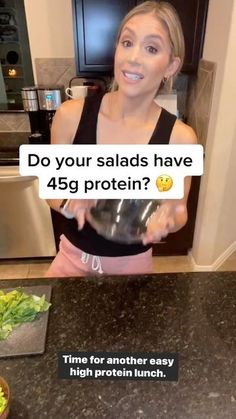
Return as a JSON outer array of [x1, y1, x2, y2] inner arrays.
[[0, 288, 51, 340], [0, 385, 7, 414]]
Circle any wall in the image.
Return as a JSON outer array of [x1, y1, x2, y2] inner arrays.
[[24, 0, 75, 81], [191, 0, 236, 267]]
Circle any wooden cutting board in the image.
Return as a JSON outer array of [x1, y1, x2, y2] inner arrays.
[[0, 285, 52, 358]]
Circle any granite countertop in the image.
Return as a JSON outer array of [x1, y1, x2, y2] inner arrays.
[[0, 104, 24, 113], [1, 271, 236, 419]]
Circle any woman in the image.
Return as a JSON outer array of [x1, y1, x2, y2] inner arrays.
[[46, 1, 197, 277]]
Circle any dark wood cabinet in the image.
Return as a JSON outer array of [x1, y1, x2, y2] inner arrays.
[[73, 0, 136, 76], [152, 176, 201, 255], [166, 0, 209, 73], [73, 0, 209, 75]]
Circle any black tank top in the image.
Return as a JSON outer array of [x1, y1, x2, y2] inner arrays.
[[64, 92, 177, 256]]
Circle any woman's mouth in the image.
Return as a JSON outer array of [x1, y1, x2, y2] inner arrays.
[[122, 71, 144, 82]]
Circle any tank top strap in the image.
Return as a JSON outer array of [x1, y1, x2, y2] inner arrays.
[[149, 107, 177, 145], [73, 92, 105, 144]]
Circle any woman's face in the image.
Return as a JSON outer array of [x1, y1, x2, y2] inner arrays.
[[114, 12, 180, 99]]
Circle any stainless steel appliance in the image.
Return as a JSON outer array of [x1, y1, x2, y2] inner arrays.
[[21, 85, 65, 143], [0, 165, 56, 259], [0, 133, 56, 259]]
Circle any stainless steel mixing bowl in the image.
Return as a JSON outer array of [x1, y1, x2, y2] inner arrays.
[[88, 199, 161, 244]]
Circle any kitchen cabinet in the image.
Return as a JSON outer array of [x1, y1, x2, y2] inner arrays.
[[153, 176, 201, 255], [73, 0, 136, 76], [73, 0, 209, 75]]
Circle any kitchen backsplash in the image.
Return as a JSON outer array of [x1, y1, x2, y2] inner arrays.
[[0, 112, 30, 132], [35, 58, 76, 87]]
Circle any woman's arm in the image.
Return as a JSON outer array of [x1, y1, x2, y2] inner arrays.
[[142, 120, 197, 245]]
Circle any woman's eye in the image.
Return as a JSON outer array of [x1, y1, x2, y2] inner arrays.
[[121, 40, 132, 47], [147, 46, 158, 54]]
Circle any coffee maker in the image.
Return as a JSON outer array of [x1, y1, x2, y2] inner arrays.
[[21, 85, 65, 143]]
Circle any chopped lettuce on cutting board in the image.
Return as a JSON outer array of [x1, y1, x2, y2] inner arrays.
[[0, 288, 51, 340]]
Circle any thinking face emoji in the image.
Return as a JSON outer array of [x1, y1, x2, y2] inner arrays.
[[156, 175, 173, 192]]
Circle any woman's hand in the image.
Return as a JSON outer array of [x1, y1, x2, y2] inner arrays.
[[64, 199, 96, 230], [142, 201, 188, 245]]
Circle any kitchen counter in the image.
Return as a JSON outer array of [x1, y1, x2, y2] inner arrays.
[[1, 271, 236, 419], [0, 105, 24, 112]]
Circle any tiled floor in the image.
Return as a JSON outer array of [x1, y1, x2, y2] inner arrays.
[[0, 251, 236, 280], [0, 260, 51, 280]]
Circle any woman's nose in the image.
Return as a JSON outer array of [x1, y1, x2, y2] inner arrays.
[[128, 45, 141, 64]]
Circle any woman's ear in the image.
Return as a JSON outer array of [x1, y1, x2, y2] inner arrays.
[[165, 56, 181, 78]]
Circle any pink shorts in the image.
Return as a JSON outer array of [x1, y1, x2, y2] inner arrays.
[[45, 234, 153, 278]]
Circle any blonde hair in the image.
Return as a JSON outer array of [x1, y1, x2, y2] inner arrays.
[[111, 1, 185, 93]]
